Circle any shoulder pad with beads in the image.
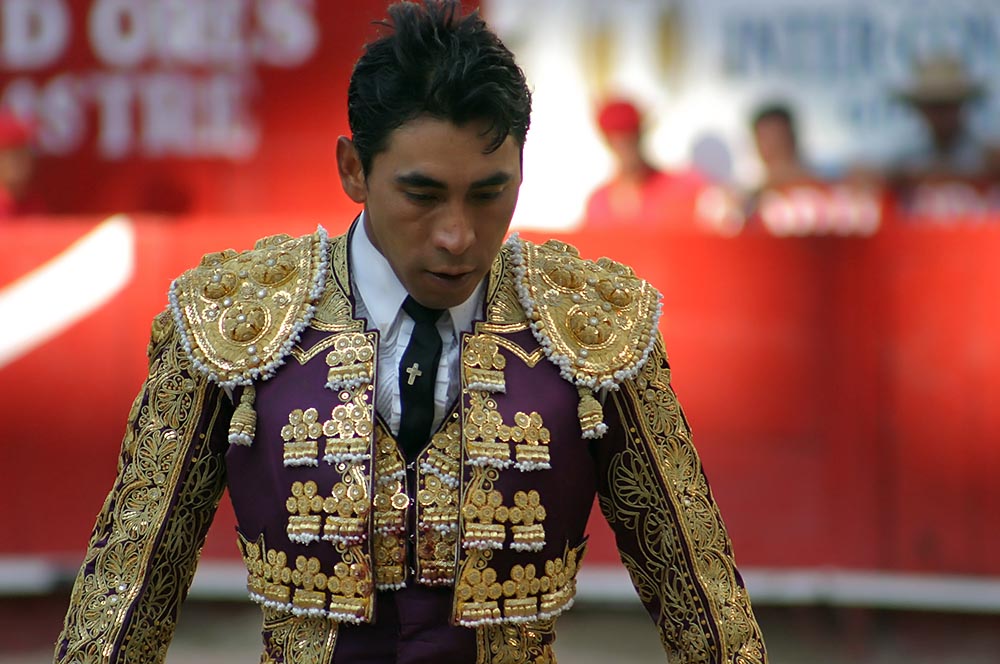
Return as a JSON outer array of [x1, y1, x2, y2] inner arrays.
[[508, 235, 662, 391], [168, 227, 331, 388]]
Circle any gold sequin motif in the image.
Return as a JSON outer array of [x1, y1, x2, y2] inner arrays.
[[454, 543, 584, 627], [238, 532, 374, 623], [281, 408, 321, 467], [464, 393, 551, 471]]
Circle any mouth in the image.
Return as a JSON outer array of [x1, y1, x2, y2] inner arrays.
[[428, 269, 474, 282]]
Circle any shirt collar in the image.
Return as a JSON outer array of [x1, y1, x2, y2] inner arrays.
[[349, 211, 485, 335]]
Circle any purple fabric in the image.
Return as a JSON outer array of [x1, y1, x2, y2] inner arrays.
[[332, 586, 477, 663]]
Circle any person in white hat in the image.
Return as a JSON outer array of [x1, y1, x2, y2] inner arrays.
[[891, 54, 999, 181]]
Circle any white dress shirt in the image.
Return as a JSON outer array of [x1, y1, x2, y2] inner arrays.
[[349, 213, 484, 437]]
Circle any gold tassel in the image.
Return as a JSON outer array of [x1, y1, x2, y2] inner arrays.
[[577, 386, 607, 439], [229, 384, 257, 446]]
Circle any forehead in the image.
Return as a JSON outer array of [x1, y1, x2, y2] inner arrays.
[[372, 115, 521, 182]]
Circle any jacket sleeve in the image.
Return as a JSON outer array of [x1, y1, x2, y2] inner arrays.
[[592, 335, 767, 663], [55, 309, 233, 663]]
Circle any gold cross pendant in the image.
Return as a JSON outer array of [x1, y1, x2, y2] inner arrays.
[[405, 362, 423, 385]]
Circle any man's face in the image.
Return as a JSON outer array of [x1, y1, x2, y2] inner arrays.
[[340, 116, 523, 310], [753, 116, 797, 168]]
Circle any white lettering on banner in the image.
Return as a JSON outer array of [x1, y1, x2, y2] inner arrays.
[[256, 0, 319, 67], [0, 0, 318, 160], [89, 0, 151, 68], [0, 0, 71, 70], [0, 71, 260, 159], [91, 74, 133, 159], [87, 0, 318, 68]]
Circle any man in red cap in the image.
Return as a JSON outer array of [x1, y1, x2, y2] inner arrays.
[[0, 110, 44, 217], [583, 97, 705, 230]]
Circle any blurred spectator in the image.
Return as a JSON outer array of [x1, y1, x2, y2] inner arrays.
[[751, 103, 816, 191], [0, 110, 45, 217], [891, 54, 1000, 182], [583, 98, 705, 230]]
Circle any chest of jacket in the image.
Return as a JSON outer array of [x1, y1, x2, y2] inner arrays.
[[226, 324, 597, 627]]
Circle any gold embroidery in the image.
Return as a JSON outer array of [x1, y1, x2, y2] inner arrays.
[[373, 427, 408, 589], [324, 332, 376, 390], [600, 340, 767, 663], [290, 333, 340, 365], [169, 230, 330, 387], [312, 232, 363, 333], [322, 387, 374, 464], [508, 236, 660, 393], [415, 417, 463, 586], [460, 471, 547, 554], [286, 481, 324, 544], [281, 408, 322, 467], [463, 334, 507, 392], [322, 463, 371, 546], [261, 606, 339, 664], [55, 313, 229, 664], [238, 532, 375, 623], [464, 393, 551, 471], [485, 242, 529, 327], [476, 618, 556, 664], [454, 543, 584, 626], [509, 491, 547, 552]]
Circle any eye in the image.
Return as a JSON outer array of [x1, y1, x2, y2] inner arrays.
[[404, 191, 438, 204], [471, 188, 504, 202]]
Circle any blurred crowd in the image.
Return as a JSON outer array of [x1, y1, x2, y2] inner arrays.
[[582, 53, 1000, 236], [1, 48, 997, 234]]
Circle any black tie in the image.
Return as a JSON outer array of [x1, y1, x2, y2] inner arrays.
[[398, 295, 445, 459]]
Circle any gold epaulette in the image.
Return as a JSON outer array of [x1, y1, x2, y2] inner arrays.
[[168, 227, 330, 389], [508, 235, 661, 435]]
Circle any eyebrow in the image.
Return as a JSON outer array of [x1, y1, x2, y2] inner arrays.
[[395, 171, 513, 190]]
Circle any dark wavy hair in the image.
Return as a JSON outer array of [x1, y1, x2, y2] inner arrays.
[[347, 0, 532, 175]]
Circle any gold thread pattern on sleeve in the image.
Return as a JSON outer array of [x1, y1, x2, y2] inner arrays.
[[601, 339, 767, 663], [55, 311, 229, 663]]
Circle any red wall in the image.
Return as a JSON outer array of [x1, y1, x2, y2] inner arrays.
[[2, 215, 998, 576]]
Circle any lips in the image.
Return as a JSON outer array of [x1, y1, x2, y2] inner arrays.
[[428, 268, 474, 281]]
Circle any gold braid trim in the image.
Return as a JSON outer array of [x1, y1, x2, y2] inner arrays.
[[600, 337, 767, 664], [55, 310, 230, 663]]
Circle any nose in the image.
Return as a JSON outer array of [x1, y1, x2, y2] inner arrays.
[[433, 202, 476, 255]]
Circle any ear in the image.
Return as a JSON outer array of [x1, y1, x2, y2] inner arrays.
[[336, 136, 367, 204]]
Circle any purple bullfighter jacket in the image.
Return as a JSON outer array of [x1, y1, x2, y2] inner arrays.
[[55, 225, 767, 663]]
